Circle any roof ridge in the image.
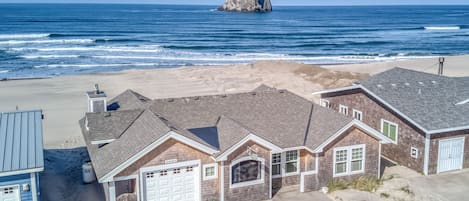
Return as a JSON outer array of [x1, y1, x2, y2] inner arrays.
[[114, 109, 146, 139]]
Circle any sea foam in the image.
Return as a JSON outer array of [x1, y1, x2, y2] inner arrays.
[[424, 26, 461, 30]]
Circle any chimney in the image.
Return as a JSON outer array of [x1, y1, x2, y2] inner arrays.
[[86, 84, 107, 113]]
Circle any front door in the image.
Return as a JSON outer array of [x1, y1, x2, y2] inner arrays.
[[0, 186, 20, 201], [438, 137, 465, 173]]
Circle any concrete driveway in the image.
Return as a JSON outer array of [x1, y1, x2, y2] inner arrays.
[[270, 186, 331, 201], [408, 169, 469, 201]]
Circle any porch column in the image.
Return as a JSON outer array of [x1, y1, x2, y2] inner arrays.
[[108, 181, 116, 201]]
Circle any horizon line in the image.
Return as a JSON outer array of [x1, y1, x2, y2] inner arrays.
[[1, 3, 469, 6]]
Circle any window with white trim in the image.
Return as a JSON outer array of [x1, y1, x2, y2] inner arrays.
[[230, 157, 265, 188], [339, 105, 348, 115], [203, 163, 218, 180], [352, 109, 363, 121], [285, 150, 298, 174], [333, 144, 366, 177], [271, 153, 282, 177], [271, 150, 300, 177], [320, 99, 330, 108], [411, 147, 418, 158], [381, 119, 398, 143]]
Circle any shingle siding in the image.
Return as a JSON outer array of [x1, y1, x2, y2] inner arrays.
[[322, 90, 426, 173]]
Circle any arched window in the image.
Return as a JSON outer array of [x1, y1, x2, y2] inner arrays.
[[230, 157, 265, 188]]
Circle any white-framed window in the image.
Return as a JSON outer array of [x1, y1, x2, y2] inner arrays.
[[333, 144, 366, 177], [230, 157, 265, 188], [352, 109, 363, 121], [339, 104, 348, 115], [411, 147, 418, 158], [271, 150, 300, 178], [271, 153, 282, 177], [285, 150, 299, 175], [320, 99, 330, 108], [381, 119, 398, 144], [203, 163, 218, 180]]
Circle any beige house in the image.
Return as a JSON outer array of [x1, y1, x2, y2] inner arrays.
[[80, 85, 391, 201]]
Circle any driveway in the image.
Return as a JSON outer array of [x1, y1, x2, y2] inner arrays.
[[409, 169, 469, 201], [271, 186, 331, 201]]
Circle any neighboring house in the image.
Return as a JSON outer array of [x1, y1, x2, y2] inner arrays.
[[80, 85, 392, 201], [0, 110, 44, 201], [314, 68, 469, 175]]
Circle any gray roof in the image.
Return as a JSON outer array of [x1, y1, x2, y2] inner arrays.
[[358, 68, 469, 132], [0, 110, 44, 175], [81, 86, 354, 180]]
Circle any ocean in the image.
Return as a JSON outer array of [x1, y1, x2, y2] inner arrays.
[[0, 4, 468, 79]]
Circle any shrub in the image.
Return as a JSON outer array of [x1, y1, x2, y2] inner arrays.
[[350, 176, 380, 192], [380, 192, 390, 198], [327, 179, 349, 193]]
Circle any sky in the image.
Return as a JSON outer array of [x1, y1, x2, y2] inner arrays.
[[0, 0, 468, 5]]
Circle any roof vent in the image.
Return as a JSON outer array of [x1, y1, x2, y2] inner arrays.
[[168, 98, 174, 102], [279, 89, 286, 93], [221, 94, 227, 98], [391, 83, 397, 87], [418, 88, 422, 94], [418, 81, 424, 85], [251, 92, 257, 96], [431, 80, 437, 84], [193, 96, 200, 100], [377, 84, 383, 88], [405, 82, 410, 86], [104, 112, 111, 117]]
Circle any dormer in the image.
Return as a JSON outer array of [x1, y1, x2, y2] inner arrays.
[[86, 84, 107, 113]]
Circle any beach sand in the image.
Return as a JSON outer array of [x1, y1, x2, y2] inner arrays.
[[0, 55, 468, 149]]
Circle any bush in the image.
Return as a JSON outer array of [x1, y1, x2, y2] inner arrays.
[[327, 179, 349, 193], [350, 176, 380, 192]]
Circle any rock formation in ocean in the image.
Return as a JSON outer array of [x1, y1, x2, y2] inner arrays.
[[218, 0, 272, 12]]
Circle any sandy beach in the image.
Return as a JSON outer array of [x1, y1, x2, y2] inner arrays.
[[1, 55, 468, 149]]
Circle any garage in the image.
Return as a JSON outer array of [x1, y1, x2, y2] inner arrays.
[[438, 137, 465, 173], [143, 162, 200, 201], [0, 185, 20, 201]]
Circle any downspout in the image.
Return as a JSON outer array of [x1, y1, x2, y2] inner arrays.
[[424, 134, 430, 175], [220, 161, 225, 201]]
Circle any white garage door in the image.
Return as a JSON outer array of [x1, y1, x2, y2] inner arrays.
[[0, 186, 20, 201], [144, 164, 199, 201], [438, 137, 465, 173]]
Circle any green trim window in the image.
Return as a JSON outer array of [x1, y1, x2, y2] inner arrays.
[[381, 119, 398, 143]]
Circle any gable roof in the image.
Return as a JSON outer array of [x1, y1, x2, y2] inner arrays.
[[0, 110, 44, 176], [82, 85, 389, 182], [315, 68, 469, 134]]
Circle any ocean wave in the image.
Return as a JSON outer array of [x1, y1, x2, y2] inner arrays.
[[20, 55, 82, 59], [0, 33, 50, 39], [34, 63, 160, 68], [0, 39, 94, 45], [424, 26, 461, 30], [0, 70, 9, 74], [12, 46, 162, 53]]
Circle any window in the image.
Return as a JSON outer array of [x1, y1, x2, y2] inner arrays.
[[285, 150, 299, 174], [411, 147, 418, 158], [352, 109, 363, 121], [203, 163, 218, 180], [381, 119, 398, 143], [333, 144, 366, 177], [271, 153, 282, 177], [339, 105, 348, 115], [320, 99, 330, 108], [230, 157, 264, 188]]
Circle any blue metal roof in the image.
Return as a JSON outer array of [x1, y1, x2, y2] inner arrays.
[[0, 110, 44, 176]]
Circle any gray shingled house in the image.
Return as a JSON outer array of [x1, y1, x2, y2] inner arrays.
[[80, 85, 391, 201], [314, 67, 469, 175]]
